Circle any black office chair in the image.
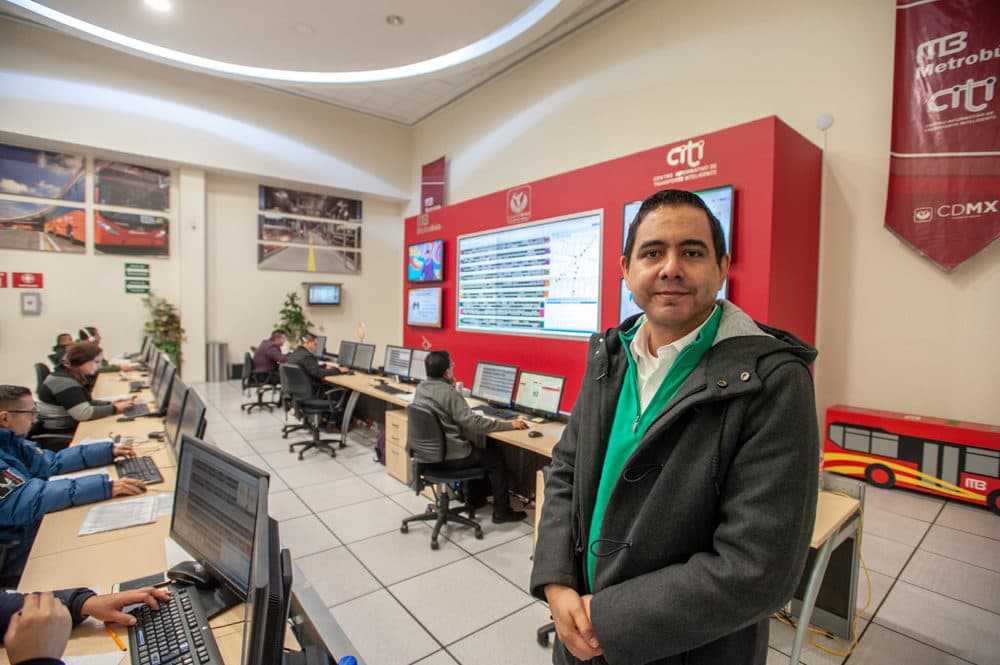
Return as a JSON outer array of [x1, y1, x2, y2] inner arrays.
[[400, 404, 486, 550], [241, 352, 280, 413], [34, 362, 50, 394], [0, 540, 23, 588], [26, 420, 73, 452], [280, 363, 347, 460]]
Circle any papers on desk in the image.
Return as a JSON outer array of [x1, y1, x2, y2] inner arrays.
[[79, 495, 157, 535], [80, 436, 115, 446], [155, 491, 174, 517], [98, 393, 132, 403], [396, 392, 415, 403], [63, 652, 127, 665]]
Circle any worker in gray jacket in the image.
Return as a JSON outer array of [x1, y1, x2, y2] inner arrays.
[[530, 189, 819, 664]]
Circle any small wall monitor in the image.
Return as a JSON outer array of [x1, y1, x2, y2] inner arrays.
[[383, 345, 412, 379], [352, 343, 376, 372], [514, 371, 565, 418], [306, 283, 341, 305], [337, 340, 357, 368], [409, 349, 430, 382], [407, 286, 443, 328], [619, 278, 644, 323], [407, 239, 444, 282], [471, 361, 519, 407]]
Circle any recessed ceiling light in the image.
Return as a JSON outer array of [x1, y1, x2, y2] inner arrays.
[[385, 15, 404, 27], [8, 0, 561, 83], [144, 0, 171, 12]]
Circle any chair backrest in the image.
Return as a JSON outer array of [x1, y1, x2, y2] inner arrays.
[[243, 352, 253, 376], [279, 363, 315, 402], [405, 404, 447, 464], [34, 363, 50, 393]]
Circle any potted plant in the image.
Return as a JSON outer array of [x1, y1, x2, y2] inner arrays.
[[276, 292, 314, 344], [143, 292, 185, 370]]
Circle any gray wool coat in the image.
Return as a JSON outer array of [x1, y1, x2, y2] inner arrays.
[[530, 301, 820, 665]]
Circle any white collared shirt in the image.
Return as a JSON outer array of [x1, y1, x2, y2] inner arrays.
[[629, 306, 718, 412]]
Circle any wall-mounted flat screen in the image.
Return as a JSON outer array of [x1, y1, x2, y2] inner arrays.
[[619, 278, 644, 323], [457, 211, 602, 339], [407, 239, 444, 282], [306, 283, 341, 305], [407, 287, 443, 328]]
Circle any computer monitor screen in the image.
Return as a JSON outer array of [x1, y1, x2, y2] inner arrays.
[[337, 340, 357, 368], [471, 362, 519, 406], [383, 345, 412, 379], [171, 435, 269, 598], [150, 351, 167, 391], [306, 283, 341, 305], [164, 377, 188, 446], [407, 287, 443, 328], [407, 239, 444, 282], [175, 391, 207, 453], [619, 278, 644, 323], [154, 363, 176, 413], [456, 210, 602, 339], [352, 343, 375, 372], [141, 338, 157, 366], [513, 371, 565, 417], [240, 517, 291, 665], [409, 349, 430, 382], [312, 335, 327, 358]]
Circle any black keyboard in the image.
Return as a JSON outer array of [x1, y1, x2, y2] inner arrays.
[[129, 380, 149, 392], [124, 403, 153, 418], [476, 406, 518, 419], [116, 455, 164, 484], [375, 382, 407, 396], [128, 584, 224, 665]]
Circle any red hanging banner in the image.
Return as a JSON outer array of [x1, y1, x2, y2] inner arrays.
[[421, 156, 446, 213], [886, 0, 1000, 272]]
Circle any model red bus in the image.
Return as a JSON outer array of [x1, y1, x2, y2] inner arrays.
[[823, 404, 1000, 514], [44, 208, 85, 244]]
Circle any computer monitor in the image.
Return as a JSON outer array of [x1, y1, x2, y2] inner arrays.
[[312, 335, 327, 358], [164, 377, 188, 446], [471, 362, 519, 407], [240, 517, 292, 665], [409, 349, 430, 382], [149, 351, 166, 388], [154, 362, 176, 413], [383, 345, 412, 379], [352, 343, 376, 373], [174, 390, 207, 453], [171, 435, 269, 612], [337, 340, 357, 368], [513, 371, 565, 418]]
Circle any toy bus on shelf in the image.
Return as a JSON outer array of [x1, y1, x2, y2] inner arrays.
[[823, 405, 1000, 514]]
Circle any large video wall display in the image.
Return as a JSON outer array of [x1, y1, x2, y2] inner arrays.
[[457, 211, 603, 339], [0, 143, 172, 257], [257, 185, 362, 274]]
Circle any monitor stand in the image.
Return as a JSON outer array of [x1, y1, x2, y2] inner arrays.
[[192, 582, 241, 619]]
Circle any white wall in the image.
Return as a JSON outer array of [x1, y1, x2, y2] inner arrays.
[[410, 0, 1000, 423]]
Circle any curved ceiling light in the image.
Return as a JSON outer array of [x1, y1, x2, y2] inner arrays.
[[7, 0, 562, 83]]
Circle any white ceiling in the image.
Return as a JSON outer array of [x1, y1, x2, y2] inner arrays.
[[1, 0, 628, 125]]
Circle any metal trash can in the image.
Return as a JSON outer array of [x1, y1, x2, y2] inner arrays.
[[206, 342, 229, 382]]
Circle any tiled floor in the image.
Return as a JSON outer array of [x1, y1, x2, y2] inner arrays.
[[194, 381, 1000, 665]]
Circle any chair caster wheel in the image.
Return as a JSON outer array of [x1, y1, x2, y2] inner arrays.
[[400, 524, 408, 534], [298, 452, 304, 460], [288, 445, 294, 453], [474, 528, 483, 540], [425, 505, 434, 514], [430, 540, 439, 550], [537, 633, 550, 647]]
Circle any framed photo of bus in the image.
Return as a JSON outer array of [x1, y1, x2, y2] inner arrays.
[[93, 161, 170, 257]]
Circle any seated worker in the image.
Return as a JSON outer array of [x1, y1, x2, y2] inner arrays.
[[78, 327, 126, 373], [286, 332, 349, 393], [411, 350, 529, 523], [35, 342, 134, 438], [252, 329, 288, 384], [0, 385, 146, 586], [47, 333, 73, 367]]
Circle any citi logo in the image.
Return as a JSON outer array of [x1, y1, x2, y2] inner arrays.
[[667, 140, 705, 168]]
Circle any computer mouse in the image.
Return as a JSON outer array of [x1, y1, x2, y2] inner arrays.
[[167, 560, 215, 589], [528, 430, 543, 438], [117, 416, 134, 423]]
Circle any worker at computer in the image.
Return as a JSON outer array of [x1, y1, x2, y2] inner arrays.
[[252, 329, 288, 383], [411, 350, 529, 523], [286, 332, 349, 393], [47, 333, 73, 367]]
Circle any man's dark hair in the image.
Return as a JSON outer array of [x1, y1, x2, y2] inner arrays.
[[0, 385, 32, 411], [55, 333, 72, 345], [271, 329, 287, 341], [622, 189, 727, 268], [424, 350, 451, 379], [300, 332, 317, 344], [78, 326, 99, 341]]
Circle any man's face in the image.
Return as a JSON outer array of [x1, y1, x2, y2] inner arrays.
[[621, 204, 729, 344], [57, 334, 72, 346], [0, 395, 37, 436], [275, 334, 287, 347], [302, 338, 317, 353]]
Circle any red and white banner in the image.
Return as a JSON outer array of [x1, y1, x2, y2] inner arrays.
[[421, 156, 446, 213], [886, 0, 1000, 272], [12, 272, 43, 288]]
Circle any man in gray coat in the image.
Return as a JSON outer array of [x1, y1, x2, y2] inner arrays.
[[530, 189, 819, 664]]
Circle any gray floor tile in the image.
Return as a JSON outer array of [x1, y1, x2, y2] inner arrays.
[[860, 532, 916, 578], [875, 580, 1000, 664], [413, 651, 459, 665], [921, 524, 1000, 572], [318, 496, 411, 543], [863, 506, 931, 547], [935, 502, 1000, 540], [390, 488, 438, 516], [339, 452, 385, 475], [768, 614, 868, 665], [329, 590, 439, 665], [295, 546, 381, 607], [863, 486, 944, 523], [361, 469, 412, 495], [279, 514, 341, 558], [899, 549, 1000, 614], [447, 602, 553, 665], [348, 527, 466, 586], [476, 534, 535, 592], [260, 448, 307, 470], [276, 457, 353, 488], [848, 624, 974, 665], [268, 490, 310, 521], [296, 476, 383, 512], [439, 517, 533, 555], [858, 569, 894, 620], [390, 558, 534, 645]]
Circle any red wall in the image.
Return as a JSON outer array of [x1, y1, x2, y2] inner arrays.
[[403, 116, 821, 411]]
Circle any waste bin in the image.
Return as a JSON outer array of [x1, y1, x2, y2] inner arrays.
[[206, 342, 229, 382]]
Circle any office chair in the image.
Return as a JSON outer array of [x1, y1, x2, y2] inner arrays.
[[34, 362, 50, 394], [240, 351, 280, 413], [278, 378, 310, 440], [280, 363, 347, 460], [400, 404, 486, 550], [26, 420, 73, 452], [0, 539, 23, 588]]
